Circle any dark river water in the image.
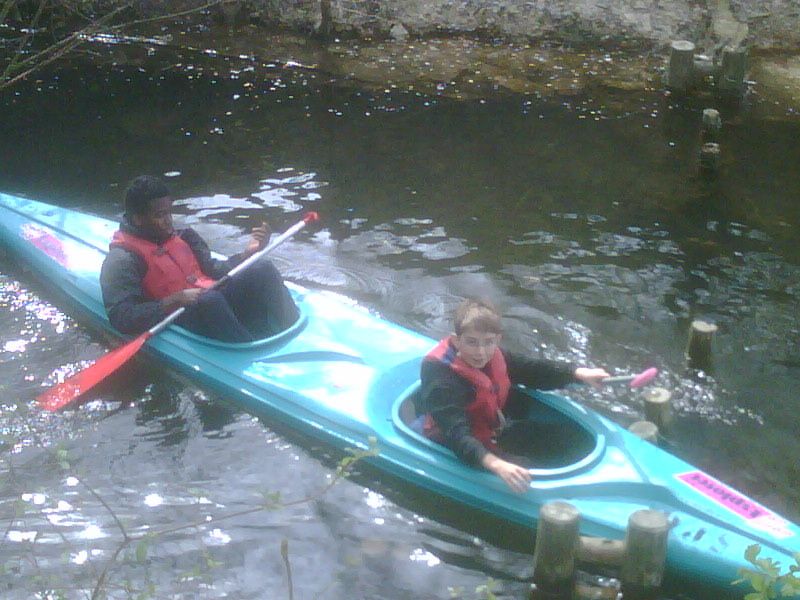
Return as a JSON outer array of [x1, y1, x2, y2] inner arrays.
[[1, 33, 799, 599]]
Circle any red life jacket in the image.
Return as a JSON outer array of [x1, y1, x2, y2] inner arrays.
[[111, 230, 216, 300], [423, 336, 511, 451]]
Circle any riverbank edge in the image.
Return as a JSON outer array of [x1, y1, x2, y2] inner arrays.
[[183, 1, 799, 52]]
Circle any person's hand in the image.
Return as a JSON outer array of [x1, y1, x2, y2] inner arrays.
[[481, 453, 532, 494], [181, 288, 206, 305], [245, 221, 271, 256], [574, 367, 611, 388], [162, 288, 205, 312]]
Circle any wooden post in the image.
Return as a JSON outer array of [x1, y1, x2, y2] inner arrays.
[[621, 510, 670, 600], [687, 319, 718, 369], [628, 421, 659, 444], [667, 40, 696, 93], [717, 47, 748, 97], [578, 535, 625, 567], [643, 387, 672, 429], [219, 0, 244, 25], [318, 0, 333, 40], [533, 501, 580, 598], [699, 142, 721, 177], [574, 580, 620, 600], [692, 54, 715, 85], [701, 108, 722, 143]]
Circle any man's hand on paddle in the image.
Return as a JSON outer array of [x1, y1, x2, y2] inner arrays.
[[482, 452, 532, 494], [161, 288, 206, 312], [245, 221, 272, 256]]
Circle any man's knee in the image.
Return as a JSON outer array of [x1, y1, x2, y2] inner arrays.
[[252, 259, 282, 281], [194, 289, 227, 312], [237, 260, 284, 291]]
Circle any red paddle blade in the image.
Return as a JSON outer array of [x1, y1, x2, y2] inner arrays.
[[37, 332, 152, 411], [630, 367, 659, 388]]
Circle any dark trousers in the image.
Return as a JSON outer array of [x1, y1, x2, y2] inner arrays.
[[177, 259, 299, 342]]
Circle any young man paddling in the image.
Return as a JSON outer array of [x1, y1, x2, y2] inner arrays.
[[417, 298, 610, 493], [100, 175, 299, 342]]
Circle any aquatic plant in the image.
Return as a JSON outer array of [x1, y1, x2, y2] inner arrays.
[[735, 544, 800, 599]]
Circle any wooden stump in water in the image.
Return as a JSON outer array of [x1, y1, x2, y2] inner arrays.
[[643, 387, 672, 430], [578, 535, 625, 566], [701, 108, 722, 143], [667, 40, 696, 93], [574, 580, 620, 600], [628, 420, 659, 444], [692, 54, 715, 82], [717, 47, 748, 97], [699, 142, 721, 177], [532, 501, 581, 599], [687, 319, 718, 369], [621, 510, 670, 600]]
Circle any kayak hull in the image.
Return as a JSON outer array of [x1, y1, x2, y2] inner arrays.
[[1, 191, 797, 598]]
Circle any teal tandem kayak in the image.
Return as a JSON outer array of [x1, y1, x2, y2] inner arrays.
[[1, 191, 798, 598]]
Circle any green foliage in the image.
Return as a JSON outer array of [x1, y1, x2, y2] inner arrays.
[[335, 435, 380, 478], [1, 1, 224, 90], [3, 428, 383, 599], [475, 577, 499, 600], [734, 544, 800, 599], [446, 578, 501, 599], [135, 538, 149, 563], [203, 549, 223, 570], [260, 489, 283, 509], [55, 445, 70, 470]]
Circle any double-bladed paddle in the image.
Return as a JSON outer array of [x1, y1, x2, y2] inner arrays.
[[38, 211, 319, 412]]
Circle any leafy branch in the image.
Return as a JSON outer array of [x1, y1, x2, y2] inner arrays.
[[88, 436, 380, 599], [734, 544, 800, 599], [0, 0, 225, 91], [1, 435, 380, 599]]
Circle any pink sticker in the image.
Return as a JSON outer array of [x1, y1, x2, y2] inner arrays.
[[21, 224, 70, 268], [677, 471, 794, 540], [677, 471, 768, 519]]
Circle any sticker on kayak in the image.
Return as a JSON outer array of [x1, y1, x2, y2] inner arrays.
[[677, 471, 794, 539], [20, 223, 70, 268]]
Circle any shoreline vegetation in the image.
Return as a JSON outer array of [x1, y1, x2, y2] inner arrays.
[[1, 1, 799, 117]]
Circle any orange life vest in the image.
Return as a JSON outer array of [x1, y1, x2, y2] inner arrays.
[[111, 230, 216, 300], [423, 336, 511, 451]]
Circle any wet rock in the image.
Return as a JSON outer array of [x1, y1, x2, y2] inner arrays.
[[74, 0, 800, 49], [390, 23, 410, 41]]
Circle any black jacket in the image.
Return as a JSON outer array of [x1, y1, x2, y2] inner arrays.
[[417, 349, 577, 466], [99, 218, 246, 334]]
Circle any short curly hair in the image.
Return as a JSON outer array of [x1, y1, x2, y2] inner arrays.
[[124, 175, 170, 216], [454, 298, 502, 335]]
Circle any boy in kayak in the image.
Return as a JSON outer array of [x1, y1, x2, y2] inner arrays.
[[100, 175, 299, 342], [417, 298, 609, 493]]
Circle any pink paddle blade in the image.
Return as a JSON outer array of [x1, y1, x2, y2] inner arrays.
[[37, 332, 151, 411], [629, 367, 658, 388]]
